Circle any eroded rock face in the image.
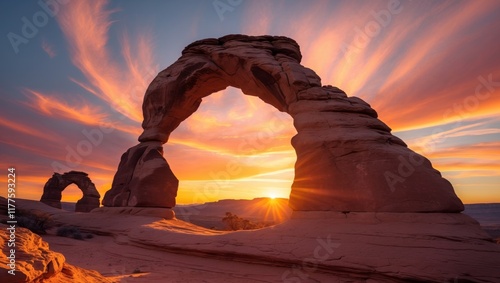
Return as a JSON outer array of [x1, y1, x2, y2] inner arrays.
[[289, 88, 462, 212], [102, 141, 178, 208], [0, 224, 111, 283], [40, 171, 100, 212], [0, 225, 64, 282], [103, 34, 463, 212]]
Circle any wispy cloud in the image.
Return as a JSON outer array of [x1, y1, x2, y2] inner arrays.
[[273, 1, 500, 133], [405, 119, 499, 151], [23, 89, 108, 126], [0, 116, 60, 142], [427, 142, 500, 161], [241, 1, 272, 35], [41, 38, 56, 58], [55, 0, 158, 122], [22, 89, 141, 136], [169, 89, 295, 156], [367, 1, 500, 131]]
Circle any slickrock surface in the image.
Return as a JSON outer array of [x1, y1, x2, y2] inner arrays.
[[13, 199, 500, 282]]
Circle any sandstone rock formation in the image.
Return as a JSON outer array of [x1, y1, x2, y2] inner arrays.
[[40, 171, 100, 212], [0, 224, 111, 283], [102, 141, 178, 208], [1, 224, 64, 282], [103, 34, 463, 212]]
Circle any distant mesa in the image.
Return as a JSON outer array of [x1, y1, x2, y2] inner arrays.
[[103, 34, 463, 213], [40, 171, 100, 213]]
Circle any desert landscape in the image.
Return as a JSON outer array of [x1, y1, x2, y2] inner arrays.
[[2, 1, 500, 282], [2, 34, 500, 282]]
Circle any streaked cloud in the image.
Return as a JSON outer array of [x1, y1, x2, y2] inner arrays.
[[41, 38, 56, 58], [22, 89, 142, 136], [428, 142, 500, 164], [55, 0, 158, 122], [0, 116, 60, 142], [23, 89, 108, 125]]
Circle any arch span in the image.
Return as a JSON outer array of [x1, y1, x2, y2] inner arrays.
[[41, 171, 100, 212], [103, 34, 463, 212]]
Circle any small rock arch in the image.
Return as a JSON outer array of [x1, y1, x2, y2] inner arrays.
[[103, 34, 463, 212], [40, 171, 100, 212]]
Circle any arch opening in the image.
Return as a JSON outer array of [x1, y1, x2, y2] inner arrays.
[[165, 87, 296, 205], [60, 183, 83, 211]]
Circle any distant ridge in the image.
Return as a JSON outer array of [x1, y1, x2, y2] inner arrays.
[[174, 197, 292, 229]]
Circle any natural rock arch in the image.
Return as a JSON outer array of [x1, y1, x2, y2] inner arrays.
[[41, 171, 100, 212], [103, 34, 463, 212]]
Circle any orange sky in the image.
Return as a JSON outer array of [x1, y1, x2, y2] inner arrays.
[[1, 0, 499, 204]]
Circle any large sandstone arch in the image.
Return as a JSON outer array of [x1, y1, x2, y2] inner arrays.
[[41, 171, 100, 212], [103, 34, 463, 212]]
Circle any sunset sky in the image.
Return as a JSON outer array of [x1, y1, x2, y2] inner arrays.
[[1, 0, 499, 205]]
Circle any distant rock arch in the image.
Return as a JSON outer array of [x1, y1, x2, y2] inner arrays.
[[103, 34, 463, 212], [40, 171, 100, 212]]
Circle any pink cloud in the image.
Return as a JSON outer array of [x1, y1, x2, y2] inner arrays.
[[41, 38, 56, 58]]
